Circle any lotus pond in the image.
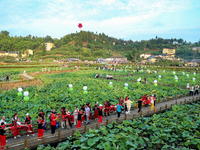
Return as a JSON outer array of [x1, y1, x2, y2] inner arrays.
[[0, 67, 199, 124]]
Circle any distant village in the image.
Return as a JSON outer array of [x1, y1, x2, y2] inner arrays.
[[0, 45, 200, 67]]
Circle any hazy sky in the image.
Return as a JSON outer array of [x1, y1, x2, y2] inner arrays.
[[0, 0, 200, 42]]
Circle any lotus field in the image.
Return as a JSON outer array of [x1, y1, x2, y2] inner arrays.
[[37, 102, 200, 150], [0, 67, 199, 124]]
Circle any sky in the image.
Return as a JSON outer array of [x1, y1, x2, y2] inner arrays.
[[0, 0, 200, 42]]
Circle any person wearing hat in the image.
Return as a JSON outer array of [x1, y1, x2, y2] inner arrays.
[[0, 122, 11, 149], [51, 112, 57, 134], [37, 117, 44, 140], [98, 104, 104, 123], [125, 98, 133, 114], [24, 113, 34, 137]]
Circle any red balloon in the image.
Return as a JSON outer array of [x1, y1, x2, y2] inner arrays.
[[78, 23, 83, 28]]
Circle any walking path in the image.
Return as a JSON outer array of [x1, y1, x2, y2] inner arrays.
[[4, 94, 200, 150], [21, 73, 34, 80]]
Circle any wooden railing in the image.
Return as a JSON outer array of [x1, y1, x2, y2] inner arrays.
[[1, 96, 200, 150]]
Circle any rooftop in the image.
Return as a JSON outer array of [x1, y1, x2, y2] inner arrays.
[[191, 59, 200, 63]]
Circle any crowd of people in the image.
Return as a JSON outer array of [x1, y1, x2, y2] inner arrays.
[[0, 87, 198, 149], [187, 83, 199, 96]]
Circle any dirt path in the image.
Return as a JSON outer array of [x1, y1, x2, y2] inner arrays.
[[0, 69, 81, 90], [21, 73, 34, 79]]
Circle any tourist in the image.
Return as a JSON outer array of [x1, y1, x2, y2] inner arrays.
[[98, 104, 104, 123], [125, 98, 133, 114], [119, 97, 124, 105], [139, 76, 141, 82], [104, 101, 110, 117], [88, 103, 92, 120], [80, 104, 85, 123], [189, 85, 194, 96], [125, 96, 129, 101], [125, 96, 129, 112], [37, 117, 44, 140], [0, 116, 6, 125], [0, 122, 10, 149], [195, 84, 199, 95], [152, 92, 156, 106], [137, 98, 142, 113], [50, 112, 57, 134], [65, 109, 72, 129], [61, 107, 66, 128], [85, 105, 90, 125], [24, 113, 34, 136], [144, 76, 147, 84], [38, 110, 45, 122], [74, 106, 79, 126], [11, 113, 20, 139], [5, 74, 9, 81], [24, 69, 26, 74], [93, 103, 99, 120], [187, 82, 190, 89], [48, 109, 55, 122], [116, 103, 123, 118], [77, 110, 84, 128]]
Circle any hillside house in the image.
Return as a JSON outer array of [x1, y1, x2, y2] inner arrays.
[[140, 53, 152, 59], [45, 43, 54, 51], [163, 48, 175, 57], [192, 47, 200, 51]]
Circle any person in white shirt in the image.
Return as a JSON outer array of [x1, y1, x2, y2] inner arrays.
[[189, 85, 194, 96], [187, 82, 190, 89], [85, 105, 90, 125], [195, 84, 199, 95], [0, 116, 6, 125], [125, 99, 133, 114], [74, 106, 79, 126], [139, 77, 141, 82]]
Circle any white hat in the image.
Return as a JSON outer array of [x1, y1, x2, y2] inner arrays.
[[99, 104, 103, 106], [26, 113, 29, 116]]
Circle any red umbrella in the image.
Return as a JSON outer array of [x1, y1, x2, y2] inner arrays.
[[78, 23, 83, 31]]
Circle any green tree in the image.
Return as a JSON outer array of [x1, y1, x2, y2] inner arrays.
[[42, 43, 46, 56], [0, 30, 9, 37]]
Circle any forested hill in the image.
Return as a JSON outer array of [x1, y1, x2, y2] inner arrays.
[[0, 30, 200, 61]]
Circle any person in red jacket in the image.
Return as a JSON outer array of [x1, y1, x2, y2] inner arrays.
[[98, 104, 104, 123], [81, 104, 85, 123], [0, 122, 10, 150], [24, 113, 34, 137], [104, 101, 110, 117], [93, 103, 99, 120], [51, 112, 57, 134], [38, 110, 45, 122], [76, 110, 84, 128], [37, 117, 44, 140], [119, 97, 124, 105]]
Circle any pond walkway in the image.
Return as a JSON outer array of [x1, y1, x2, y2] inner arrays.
[[3, 94, 200, 150]]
